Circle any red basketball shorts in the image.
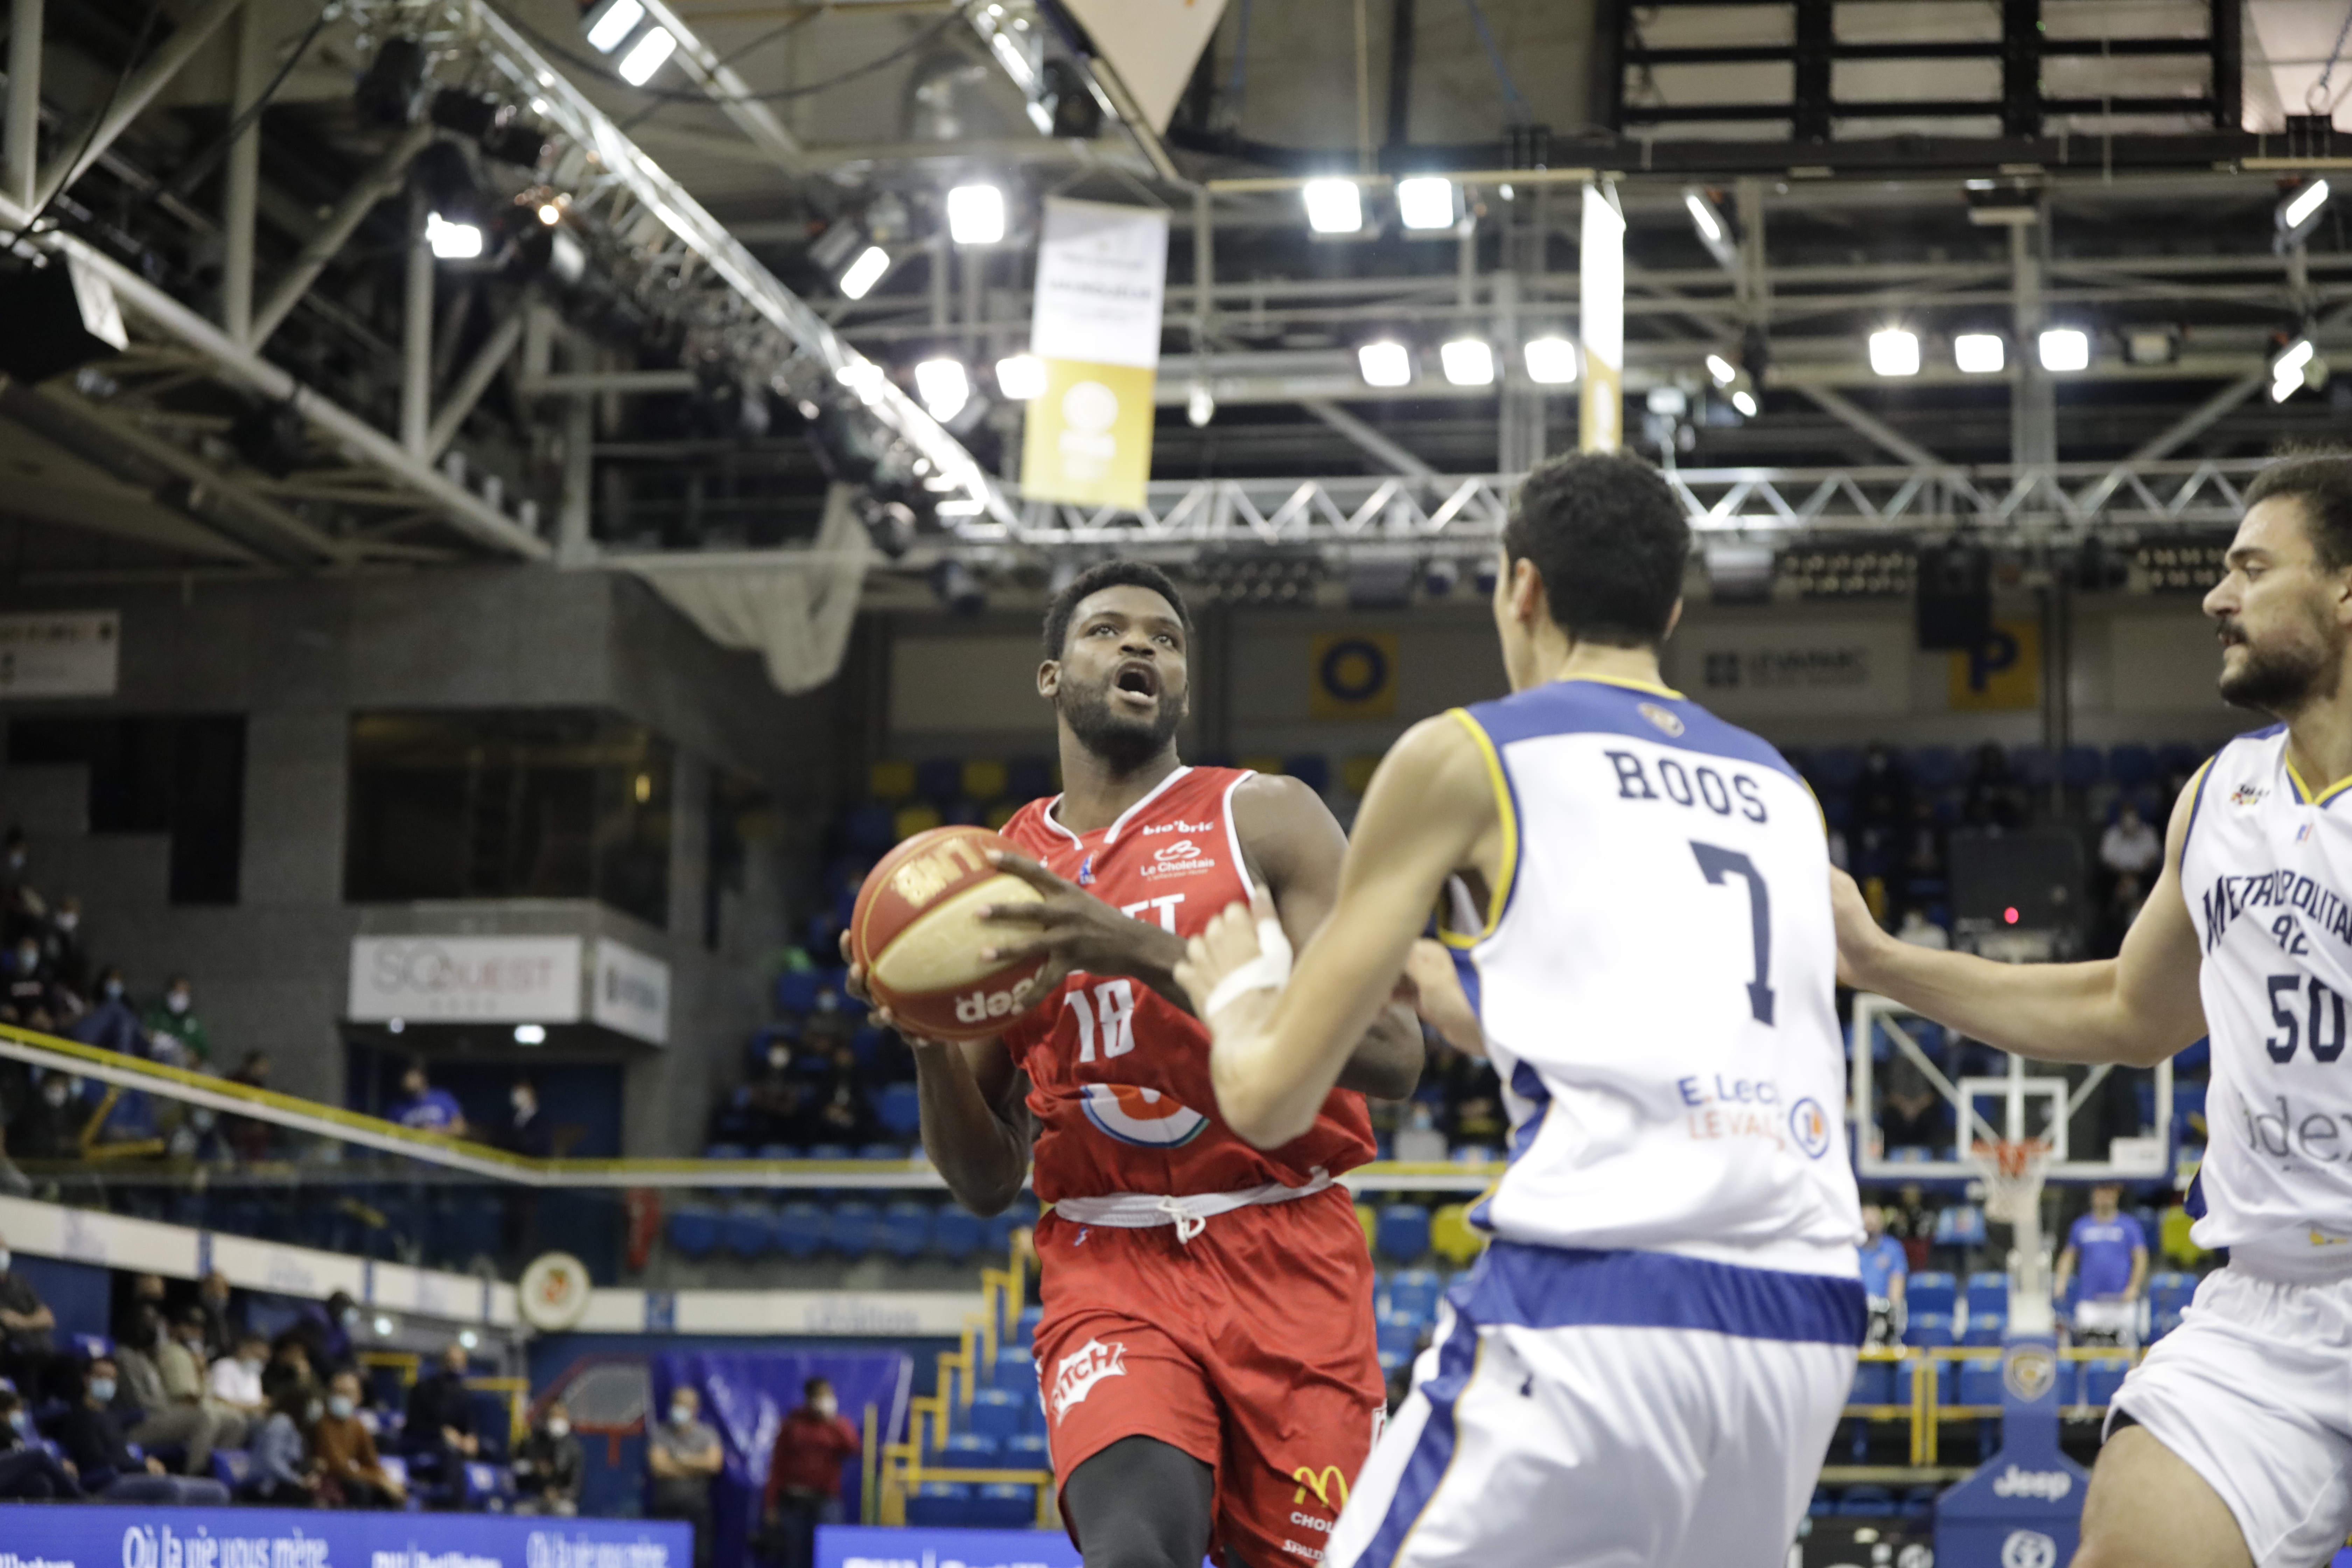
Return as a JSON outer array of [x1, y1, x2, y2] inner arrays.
[[1030, 1186, 1387, 1568]]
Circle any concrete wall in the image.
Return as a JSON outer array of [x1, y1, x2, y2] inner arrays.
[[0, 567, 844, 1155]]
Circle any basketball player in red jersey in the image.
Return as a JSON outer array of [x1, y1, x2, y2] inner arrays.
[[844, 561, 1424, 1568]]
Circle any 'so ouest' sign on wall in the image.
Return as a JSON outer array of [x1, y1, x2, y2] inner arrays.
[[1021, 197, 1170, 510]]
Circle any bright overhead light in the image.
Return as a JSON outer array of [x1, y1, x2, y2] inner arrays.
[[1868, 327, 1920, 377], [936, 497, 986, 516], [425, 212, 483, 260], [1303, 178, 1364, 235], [2273, 337, 2316, 401], [1522, 336, 1579, 385], [2038, 326, 2090, 372], [1731, 388, 1759, 417], [616, 25, 677, 86], [513, 1024, 546, 1044], [1357, 340, 1412, 388], [915, 357, 971, 422], [947, 183, 1006, 245], [1441, 338, 1496, 387], [1705, 353, 1737, 387], [536, 202, 562, 226], [1187, 383, 1216, 427], [838, 245, 891, 300], [1954, 332, 2005, 374], [835, 360, 884, 391], [2282, 179, 2332, 234], [995, 353, 1045, 400], [582, 0, 646, 53], [1396, 176, 1455, 231], [1684, 190, 1723, 245]]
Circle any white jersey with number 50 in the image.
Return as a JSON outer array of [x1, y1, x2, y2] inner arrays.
[[1443, 676, 1862, 1277], [2179, 723, 2352, 1279]]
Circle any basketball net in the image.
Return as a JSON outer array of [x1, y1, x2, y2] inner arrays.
[[1970, 1137, 2056, 1338]]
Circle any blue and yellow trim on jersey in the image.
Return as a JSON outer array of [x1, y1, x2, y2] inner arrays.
[[2283, 755, 2352, 809], [1442, 707, 1522, 947]]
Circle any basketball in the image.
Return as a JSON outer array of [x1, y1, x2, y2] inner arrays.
[[850, 826, 1048, 1041]]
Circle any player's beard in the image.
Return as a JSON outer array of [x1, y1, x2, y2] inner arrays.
[[2217, 607, 2344, 714], [1060, 678, 1184, 774]]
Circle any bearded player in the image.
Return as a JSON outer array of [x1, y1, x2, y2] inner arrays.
[[1174, 452, 1864, 1568], [845, 561, 1424, 1568], [1826, 455, 2352, 1568]]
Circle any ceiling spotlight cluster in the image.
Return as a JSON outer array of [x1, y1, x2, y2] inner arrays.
[[581, 0, 679, 86]]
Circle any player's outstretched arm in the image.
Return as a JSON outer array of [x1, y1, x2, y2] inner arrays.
[[1231, 773, 1427, 1100], [1181, 716, 1494, 1147], [1834, 771, 2208, 1067]]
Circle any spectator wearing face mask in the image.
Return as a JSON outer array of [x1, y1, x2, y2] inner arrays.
[[0, 827, 46, 948], [43, 897, 88, 1002], [166, 1306, 247, 1448], [0, 1230, 56, 1395], [387, 1063, 467, 1137], [14, 1072, 84, 1161], [5, 928, 57, 1026], [193, 1270, 240, 1360], [208, 1331, 272, 1433], [292, 1290, 361, 1378], [1391, 1100, 1448, 1163], [0, 1385, 83, 1499], [402, 1342, 481, 1495], [261, 1335, 319, 1407], [113, 1303, 221, 1471], [763, 1377, 861, 1568], [514, 1398, 584, 1516], [67, 967, 147, 1059], [647, 1384, 724, 1566], [55, 1356, 170, 1484], [312, 1370, 404, 1509], [497, 1077, 553, 1159], [241, 1382, 320, 1506], [143, 975, 212, 1068]]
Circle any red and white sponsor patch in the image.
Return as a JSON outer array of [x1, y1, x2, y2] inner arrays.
[[1050, 1337, 1128, 1424]]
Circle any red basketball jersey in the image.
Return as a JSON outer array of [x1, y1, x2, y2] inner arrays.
[[996, 765, 1377, 1204]]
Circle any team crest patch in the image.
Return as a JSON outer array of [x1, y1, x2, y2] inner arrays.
[[2232, 783, 2266, 806], [1638, 702, 1685, 737], [1082, 1083, 1209, 1147], [1050, 1338, 1126, 1423], [2002, 1343, 2058, 1403]]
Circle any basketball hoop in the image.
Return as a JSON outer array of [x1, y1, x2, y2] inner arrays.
[[1969, 1137, 2052, 1227]]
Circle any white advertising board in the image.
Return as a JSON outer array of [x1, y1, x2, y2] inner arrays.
[[592, 938, 671, 1046], [347, 936, 583, 1023], [0, 610, 119, 697]]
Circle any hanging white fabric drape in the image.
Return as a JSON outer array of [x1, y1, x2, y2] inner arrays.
[[623, 485, 870, 695]]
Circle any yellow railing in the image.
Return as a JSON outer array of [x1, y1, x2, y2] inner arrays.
[[1842, 1344, 2146, 1467]]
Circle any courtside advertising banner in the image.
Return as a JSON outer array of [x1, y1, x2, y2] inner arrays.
[[0, 1506, 691, 1568], [1020, 197, 1169, 510]]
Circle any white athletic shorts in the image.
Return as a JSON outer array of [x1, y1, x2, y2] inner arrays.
[[1325, 1241, 1864, 1568], [2107, 1265, 2352, 1568]]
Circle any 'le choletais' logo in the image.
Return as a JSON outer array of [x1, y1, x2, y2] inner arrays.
[[1050, 1338, 1126, 1423], [1143, 839, 1217, 878]]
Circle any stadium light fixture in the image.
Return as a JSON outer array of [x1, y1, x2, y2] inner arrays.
[[1684, 190, 1723, 245], [1705, 353, 1738, 387], [947, 183, 1007, 245], [2278, 179, 2333, 247], [2038, 327, 2091, 372], [513, 1024, 546, 1044], [838, 245, 892, 300], [581, 0, 646, 53], [1357, 339, 1413, 388], [616, 26, 678, 86], [1731, 388, 1759, 418], [1954, 332, 2006, 374], [1868, 327, 1920, 378], [915, 357, 972, 422], [1523, 336, 1579, 385], [995, 353, 1046, 400], [2273, 337, 2316, 402], [1396, 176, 1456, 231], [536, 201, 562, 227], [1304, 178, 1365, 235], [1441, 338, 1496, 387], [425, 212, 483, 260], [1187, 383, 1217, 427]]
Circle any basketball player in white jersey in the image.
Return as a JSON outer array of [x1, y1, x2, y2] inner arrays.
[[1830, 454, 2352, 1568], [1174, 450, 1867, 1568]]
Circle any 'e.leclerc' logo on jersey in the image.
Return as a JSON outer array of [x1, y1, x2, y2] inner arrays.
[[1788, 1098, 1832, 1159], [2232, 783, 2266, 806], [1050, 1337, 1127, 1423], [1638, 701, 1685, 737], [1082, 1083, 1209, 1147]]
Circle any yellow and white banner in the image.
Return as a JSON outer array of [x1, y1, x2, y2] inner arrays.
[[1021, 197, 1170, 509], [1579, 182, 1625, 453]]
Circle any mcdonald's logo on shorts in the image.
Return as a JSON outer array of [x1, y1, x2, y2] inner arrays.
[[1292, 1465, 1350, 1510]]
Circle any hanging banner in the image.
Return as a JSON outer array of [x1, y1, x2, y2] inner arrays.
[[1309, 632, 1400, 719], [1060, 0, 1232, 132], [1021, 197, 1169, 509], [1948, 619, 2043, 710], [1580, 183, 1624, 453], [0, 609, 119, 696]]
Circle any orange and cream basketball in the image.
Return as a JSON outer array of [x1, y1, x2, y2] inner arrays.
[[850, 826, 1047, 1041]]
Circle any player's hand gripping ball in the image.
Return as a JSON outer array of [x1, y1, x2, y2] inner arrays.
[[850, 826, 1049, 1041]]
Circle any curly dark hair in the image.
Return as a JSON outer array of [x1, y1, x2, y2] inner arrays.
[[1501, 451, 1691, 648], [2244, 450, 2352, 570], [1040, 561, 1194, 659]]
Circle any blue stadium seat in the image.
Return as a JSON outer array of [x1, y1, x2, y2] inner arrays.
[[939, 1432, 999, 1463], [702, 1142, 747, 1162], [210, 1448, 251, 1493], [775, 969, 823, 1014], [1375, 1316, 1422, 1368], [981, 1210, 1019, 1258], [1902, 1312, 1956, 1348], [2082, 1358, 2131, 1407], [876, 1083, 922, 1139], [860, 1143, 906, 1161], [967, 1389, 1024, 1444], [2155, 743, 2202, 780], [1935, 1207, 1987, 1247], [880, 1200, 932, 1259], [1383, 1269, 1444, 1325], [2060, 745, 2102, 790], [846, 803, 896, 856], [1811, 747, 1865, 791], [916, 759, 964, 803], [1848, 1362, 1896, 1406], [1897, 1357, 1954, 1408], [2147, 1271, 2197, 1317], [828, 1200, 879, 1258], [2108, 744, 2155, 790], [1014, 1304, 1043, 1347], [1376, 1204, 1431, 1262], [907, 1482, 975, 1526], [1005, 1433, 1048, 1466], [1006, 757, 1055, 802], [667, 1204, 720, 1259], [1909, 747, 1960, 790], [1837, 1485, 1896, 1517], [462, 1462, 517, 1509], [1283, 755, 1332, 794], [1808, 1487, 1836, 1518], [933, 1206, 982, 1260], [1956, 1357, 2004, 1407], [1961, 1315, 2007, 1348], [1902, 1485, 1939, 1519], [776, 1202, 825, 1259], [974, 1482, 1035, 1528], [71, 1333, 113, 1363], [1907, 1272, 1957, 1318], [806, 1143, 852, 1161], [754, 1143, 800, 1161], [2010, 745, 2050, 786], [993, 1348, 1039, 1402], [723, 1202, 775, 1259]]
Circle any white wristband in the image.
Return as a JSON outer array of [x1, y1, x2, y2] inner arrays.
[[1202, 912, 1293, 1019]]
